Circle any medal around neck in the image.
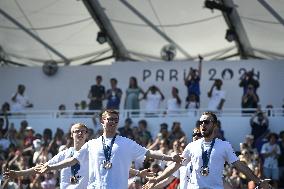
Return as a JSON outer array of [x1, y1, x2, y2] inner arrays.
[[200, 166, 209, 176], [103, 161, 112, 169]]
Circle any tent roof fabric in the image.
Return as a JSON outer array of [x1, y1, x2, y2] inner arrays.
[[0, 0, 283, 66]]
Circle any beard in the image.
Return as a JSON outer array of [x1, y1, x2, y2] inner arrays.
[[201, 127, 214, 138]]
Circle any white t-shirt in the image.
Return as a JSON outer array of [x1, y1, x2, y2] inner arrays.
[[261, 142, 281, 169], [207, 87, 226, 111], [48, 147, 89, 189], [11, 93, 30, 112], [182, 138, 238, 189], [167, 98, 181, 114], [145, 93, 162, 112], [74, 135, 148, 189]]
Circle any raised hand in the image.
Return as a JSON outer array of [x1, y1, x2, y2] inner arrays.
[[171, 154, 183, 164], [34, 163, 49, 174], [3, 169, 17, 179], [139, 169, 154, 178]]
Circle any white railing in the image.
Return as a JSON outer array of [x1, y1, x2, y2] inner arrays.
[[1, 108, 283, 119]]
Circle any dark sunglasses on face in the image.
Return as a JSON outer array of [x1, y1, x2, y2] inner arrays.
[[192, 132, 202, 137], [73, 130, 87, 134], [104, 117, 119, 123], [198, 120, 212, 126]]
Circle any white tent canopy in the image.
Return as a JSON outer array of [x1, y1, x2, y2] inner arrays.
[[0, 0, 283, 67]]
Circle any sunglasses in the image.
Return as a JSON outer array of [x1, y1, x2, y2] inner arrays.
[[198, 120, 212, 126], [73, 130, 88, 134], [104, 117, 119, 123], [192, 132, 202, 137]]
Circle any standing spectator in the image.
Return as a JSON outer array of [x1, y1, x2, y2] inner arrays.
[[184, 55, 202, 107], [88, 75, 105, 110], [278, 131, 284, 187], [106, 78, 122, 110], [261, 133, 281, 189], [250, 111, 269, 145], [144, 85, 165, 115], [207, 79, 226, 112], [239, 71, 259, 95], [124, 76, 145, 113], [0, 102, 10, 115], [241, 84, 259, 115], [11, 84, 33, 112], [166, 87, 182, 114], [185, 94, 199, 116], [118, 118, 134, 139]]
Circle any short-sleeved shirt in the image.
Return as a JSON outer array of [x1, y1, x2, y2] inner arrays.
[[261, 142, 281, 169], [182, 138, 238, 189], [48, 147, 89, 189], [74, 135, 148, 189]]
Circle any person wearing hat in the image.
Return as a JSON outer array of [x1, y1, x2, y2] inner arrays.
[[37, 109, 182, 189], [143, 111, 271, 189]]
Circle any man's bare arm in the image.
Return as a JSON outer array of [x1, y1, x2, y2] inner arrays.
[[37, 157, 79, 173], [233, 160, 271, 189]]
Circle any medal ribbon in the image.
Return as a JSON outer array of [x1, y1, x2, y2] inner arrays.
[[102, 134, 117, 162], [201, 138, 216, 168], [70, 149, 80, 178]]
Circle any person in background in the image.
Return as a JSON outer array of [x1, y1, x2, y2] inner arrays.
[[144, 85, 165, 115], [88, 75, 105, 110], [278, 130, 284, 187], [207, 79, 226, 112], [166, 87, 181, 114], [261, 132, 280, 189], [184, 55, 202, 108], [11, 84, 33, 112], [106, 78, 122, 110], [124, 76, 145, 114], [241, 84, 259, 115], [239, 70, 259, 95]]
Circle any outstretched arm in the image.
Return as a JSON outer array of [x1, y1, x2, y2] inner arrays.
[[129, 168, 154, 178], [36, 157, 79, 173], [142, 163, 181, 189], [4, 166, 37, 179], [145, 150, 182, 163], [233, 160, 271, 189]]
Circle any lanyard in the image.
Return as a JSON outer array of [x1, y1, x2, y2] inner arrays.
[[70, 149, 80, 177], [201, 138, 216, 168], [102, 134, 117, 162]]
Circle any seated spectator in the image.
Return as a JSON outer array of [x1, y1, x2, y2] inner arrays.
[[106, 78, 122, 110], [214, 120, 226, 141], [118, 118, 134, 139], [11, 84, 33, 112], [168, 121, 185, 146], [137, 120, 152, 147], [144, 85, 165, 115], [23, 126, 36, 148]]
